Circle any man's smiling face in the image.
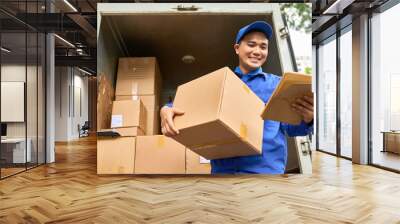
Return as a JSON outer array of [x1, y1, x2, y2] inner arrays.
[[234, 31, 269, 74]]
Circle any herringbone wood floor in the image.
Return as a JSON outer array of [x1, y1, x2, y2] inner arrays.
[[0, 136, 399, 224]]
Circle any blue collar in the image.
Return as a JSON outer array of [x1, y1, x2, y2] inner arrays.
[[234, 66, 266, 80]]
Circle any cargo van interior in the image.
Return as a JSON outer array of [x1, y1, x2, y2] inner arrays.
[[99, 14, 285, 106], [97, 9, 303, 172]]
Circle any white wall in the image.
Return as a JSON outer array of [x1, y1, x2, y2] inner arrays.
[[54, 67, 89, 141], [55, 66, 69, 141], [1, 65, 38, 137], [1, 65, 26, 141], [71, 72, 89, 138], [1, 63, 46, 164]]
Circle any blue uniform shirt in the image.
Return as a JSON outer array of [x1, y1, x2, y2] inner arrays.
[[167, 66, 313, 174], [210, 67, 313, 174]]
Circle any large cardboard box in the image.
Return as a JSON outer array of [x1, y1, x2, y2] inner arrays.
[[186, 149, 211, 174], [172, 67, 264, 160], [261, 72, 312, 125], [115, 95, 160, 134], [116, 57, 161, 96], [97, 136, 136, 174], [135, 135, 186, 174], [111, 100, 147, 134]]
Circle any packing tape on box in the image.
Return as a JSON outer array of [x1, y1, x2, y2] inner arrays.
[[240, 123, 248, 139], [157, 135, 165, 148], [131, 81, 138, 95], [243, 84, 250, 94], [187, 124, 248, 151], [188, 138, 241, 151]]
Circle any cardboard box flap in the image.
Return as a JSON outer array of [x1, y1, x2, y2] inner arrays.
[[173, 119, 261, 160], [219, 68, 264, 151], [172, 120, 237, 151], [194, 139, 261, 160], [261, 72, 312, 125], [173, 67, 227, 129]]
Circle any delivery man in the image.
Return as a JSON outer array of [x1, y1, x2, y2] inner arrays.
[[160, 21, 314, 174]]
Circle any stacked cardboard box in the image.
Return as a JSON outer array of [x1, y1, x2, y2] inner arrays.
[[98, 57, 205, 174], [97, 130, 136, 174], [111, 99, 147, 135], [135, 135, 186, 174], [101, 62, 271, 174], [115, 57, 161, 135], [97, 99, 147, 174], [98, 133, 188, 174], [98, 137, 210, 174]]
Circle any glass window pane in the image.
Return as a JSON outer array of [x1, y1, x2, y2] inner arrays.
[[38, 32, 45, 165], [1, 31, 27, 177], [318, 36, 337, 154], [340, 28, 352, 158], [0, 0, 46, 179], [27, 31, 38, 169], [371, 3, 400, 171]]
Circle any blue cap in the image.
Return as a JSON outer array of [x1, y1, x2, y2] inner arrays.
[[235, 21, 273, 44]]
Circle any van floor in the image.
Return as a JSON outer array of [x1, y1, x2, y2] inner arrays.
[[0, 136, 399, 223]]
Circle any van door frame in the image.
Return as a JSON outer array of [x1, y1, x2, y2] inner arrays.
[[97, 3, 312, 174]]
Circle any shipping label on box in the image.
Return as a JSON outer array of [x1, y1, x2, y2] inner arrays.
[[111, 115, 123, 128], [185, 149, 211, 174], [199, 156, 210, 164]]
